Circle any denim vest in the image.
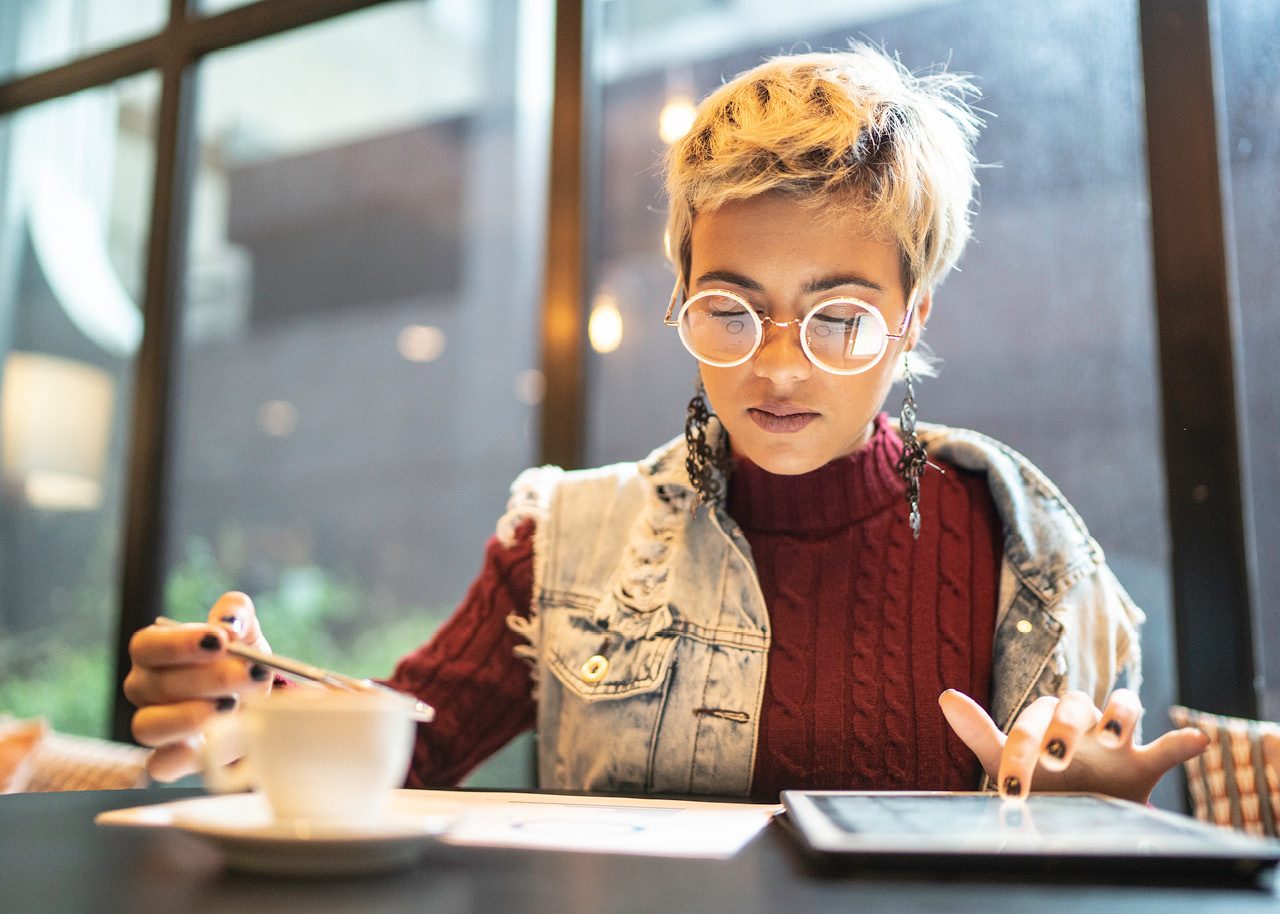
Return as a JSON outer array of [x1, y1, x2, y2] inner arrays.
[[500, 423, 1144, 796]]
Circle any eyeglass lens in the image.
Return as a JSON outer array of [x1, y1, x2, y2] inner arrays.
[[679, 293, 887, 373]]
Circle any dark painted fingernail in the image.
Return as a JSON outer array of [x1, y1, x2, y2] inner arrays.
[[219, 615, 243, 633], [199, 634, 220, 651], [1002, 776, 1023, 798], [1104, 719, 1122, 737], [215, 696, 237, 712], [249, 664, 270, 682], [1045, 738, 1066, 760]]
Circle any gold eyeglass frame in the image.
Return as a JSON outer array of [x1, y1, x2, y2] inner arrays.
[[662, 278, 919, 375]]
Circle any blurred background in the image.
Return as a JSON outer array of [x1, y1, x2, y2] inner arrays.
[[0, 0, 1274, 803]]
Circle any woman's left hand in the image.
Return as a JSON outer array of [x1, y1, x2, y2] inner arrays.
[[939, 688, 1210, 803]]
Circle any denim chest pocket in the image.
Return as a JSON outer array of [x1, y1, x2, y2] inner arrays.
[[543, 598, 677, 702]]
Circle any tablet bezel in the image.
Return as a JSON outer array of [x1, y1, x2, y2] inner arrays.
[[779, 790, 1280, 880]]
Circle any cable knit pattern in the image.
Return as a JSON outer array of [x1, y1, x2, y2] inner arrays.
[[386, 520, 538, 788], [735, 413, 1000, 798], [386, 414, 1000, 794]]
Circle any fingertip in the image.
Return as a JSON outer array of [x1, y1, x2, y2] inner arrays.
[[1097, 717, 1124, 747], [937, 691, 967, 726], [209, 591, 254, 621], [939, 688, 982, 713], [1177, 729, 1212, 763], [1040, 736, 1070, 771], [1148, 726, 1213, 769], [217, 614, 244, 636], [1184, 726, 1212, 752], [209, 591, 258, 641], [143, 751, 169, 782], [999, 774, 1027, 801], [145, 742, 199, 783]]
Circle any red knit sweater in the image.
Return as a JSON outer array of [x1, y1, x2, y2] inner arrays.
[[387, 414, 1000, 799]]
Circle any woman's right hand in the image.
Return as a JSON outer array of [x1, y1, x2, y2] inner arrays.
[[124, 592, 274, 782]]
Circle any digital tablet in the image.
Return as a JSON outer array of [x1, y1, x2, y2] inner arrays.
[[780, 791, 1280, 882]]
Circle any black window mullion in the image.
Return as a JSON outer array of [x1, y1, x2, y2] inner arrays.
[[88, 0, 400, 740], [110, 33, 194, 742], [1138, 0, 1259, 719], [0, 0, 476, 744]]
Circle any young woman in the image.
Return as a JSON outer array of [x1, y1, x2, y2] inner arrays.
[[126, 45, 1207, 803]]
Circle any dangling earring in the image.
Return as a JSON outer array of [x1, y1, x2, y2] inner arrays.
[[685, 382, 731, 509], [896, 356, 927, 539]]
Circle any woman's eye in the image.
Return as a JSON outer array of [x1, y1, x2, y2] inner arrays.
[[814, 314, 861, 328]]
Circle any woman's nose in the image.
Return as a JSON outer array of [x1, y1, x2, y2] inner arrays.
[[752, 321, 812, 382]]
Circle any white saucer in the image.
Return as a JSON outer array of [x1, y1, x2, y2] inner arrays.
[[169, 793, 450, 876]]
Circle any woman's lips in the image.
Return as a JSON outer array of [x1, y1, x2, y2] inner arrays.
[[748, 404, 819, 434]]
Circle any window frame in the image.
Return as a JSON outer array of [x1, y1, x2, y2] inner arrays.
[[0, 0, 1262, 739]]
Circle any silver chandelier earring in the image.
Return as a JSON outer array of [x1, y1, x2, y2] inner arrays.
[[895, 356, 928, 539]]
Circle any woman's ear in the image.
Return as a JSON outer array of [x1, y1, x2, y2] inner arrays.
[[907, 289, 933, 350]]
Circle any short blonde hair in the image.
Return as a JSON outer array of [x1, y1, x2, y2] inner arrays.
[[664, 44, 982, 298]]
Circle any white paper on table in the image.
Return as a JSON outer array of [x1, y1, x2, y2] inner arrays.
[[415, 790, 781, 858], [96, 789, 781, 859]]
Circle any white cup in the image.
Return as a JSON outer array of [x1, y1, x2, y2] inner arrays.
[[202, 687, 418, 824]]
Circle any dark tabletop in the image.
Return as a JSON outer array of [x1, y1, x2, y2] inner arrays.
[[3, 787, 1279, 914]]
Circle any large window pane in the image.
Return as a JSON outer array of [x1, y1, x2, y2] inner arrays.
[[0, 0, 167, 81], [0, 72, 158, 736], [165, 0, 551, 785], [1218, 0, 1280, 721], [586, 0, 1180, 806]]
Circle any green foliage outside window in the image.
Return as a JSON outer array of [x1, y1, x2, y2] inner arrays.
[[0, 535, 533, 787], [0, 536, 446, 737]]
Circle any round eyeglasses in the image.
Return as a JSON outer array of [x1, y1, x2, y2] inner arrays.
[[663, 282, 917, 375]]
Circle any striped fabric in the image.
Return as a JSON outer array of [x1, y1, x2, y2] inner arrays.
[[1, 717, 148, 793], [1170, 704, 1280, 838], [24, 729, 149, 792]]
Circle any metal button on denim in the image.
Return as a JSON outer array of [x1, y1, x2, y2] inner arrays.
[[1015, 619, 1033, 634], [580, 654, 609, 683]]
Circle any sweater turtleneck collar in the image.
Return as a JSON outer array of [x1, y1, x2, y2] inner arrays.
[[726, 412, 907, 535]]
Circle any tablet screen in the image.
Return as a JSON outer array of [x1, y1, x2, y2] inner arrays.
[[782, 791, 1280, 862]]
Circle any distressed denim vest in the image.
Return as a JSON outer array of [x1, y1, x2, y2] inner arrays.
[[500, 423, 1144, 796]]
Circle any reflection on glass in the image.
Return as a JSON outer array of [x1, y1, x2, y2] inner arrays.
[[586, 0, 1178, 806], [1217, 0, 1280, 720], [0, 73, 159, 737], [0, 0, 167, 81], [166, 0, 551, 786], [198, 0, 255, 14], [2, 353, 114, 510]]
